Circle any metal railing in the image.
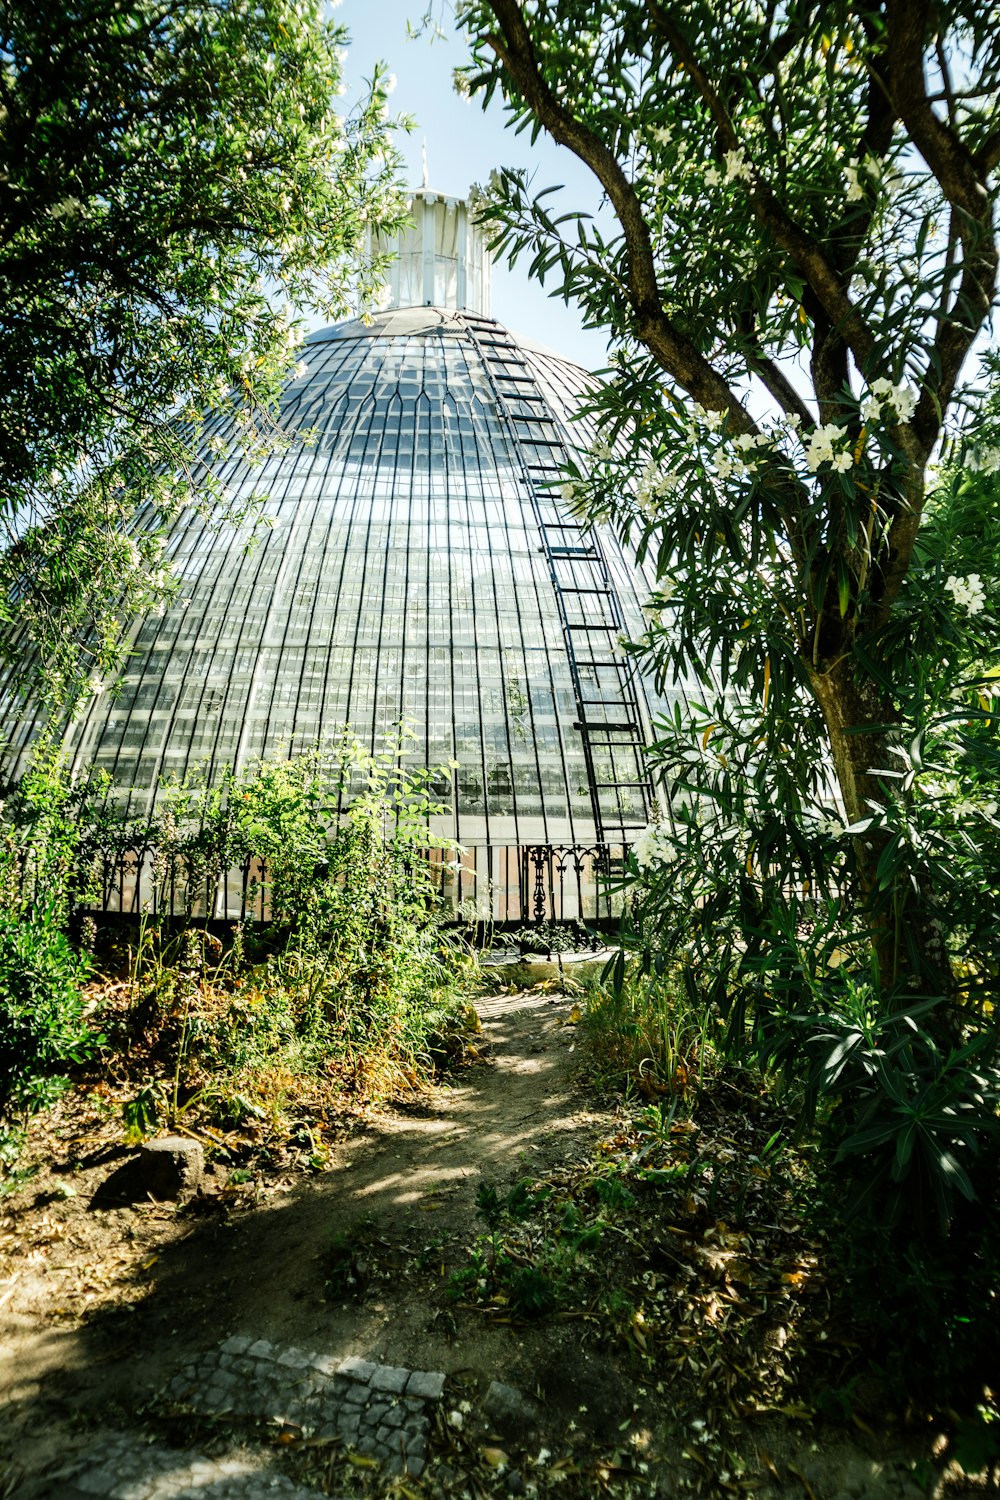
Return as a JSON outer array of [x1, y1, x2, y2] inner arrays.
[[78, 841, 629, 929]]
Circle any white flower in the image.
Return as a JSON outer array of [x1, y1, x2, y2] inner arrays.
[[971, 446, 1000, 474], [696, 405, 725, 432], [633, 822, 670, 870], [830, 449, 853, 473], [713, 452, 745, 480], [560, 481, 578, 502], [651, 125, 672, 145], [723, 147, 753, 184], [891, 384, 917, 421], [704, 164, 722, 187], [88, 674, 105, 696], [865, 377, 917, 423], [944, 573, 986, 615], [844, 161, 865, 202], [803, 423, 850, 472], [536, 1449, 552, 1466]]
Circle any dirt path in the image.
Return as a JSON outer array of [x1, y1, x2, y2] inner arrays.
[[1, 991, 629, 1494], [0, 991, 978, 1499]]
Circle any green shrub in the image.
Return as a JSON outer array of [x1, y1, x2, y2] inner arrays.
[[0, 906, 94, 1121]]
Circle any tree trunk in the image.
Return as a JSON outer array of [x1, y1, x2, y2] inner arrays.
[[807, 656, 890, 831], [808, 656, 955, 1002], [806, 654, 900, 984]]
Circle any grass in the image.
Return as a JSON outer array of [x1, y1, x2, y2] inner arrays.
[[577, 967, 720, 1102]]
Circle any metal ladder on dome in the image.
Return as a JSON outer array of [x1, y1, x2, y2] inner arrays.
[[458, 311, 653, 847]]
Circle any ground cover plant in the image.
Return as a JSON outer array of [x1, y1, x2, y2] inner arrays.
[[438, 970, 1000, 1490], [0, 738, 485, 1177]]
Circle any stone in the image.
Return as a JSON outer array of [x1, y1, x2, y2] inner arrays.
[[137, 1136, 203, 1200], [483, 1380, 541, 1432], [406, 1369, 445, 1401], [337, 1356, 376, 1384], [220, 1334, 253, 1357], [369, 1364, 409, 1394], [276, 1347, 311, 1370]]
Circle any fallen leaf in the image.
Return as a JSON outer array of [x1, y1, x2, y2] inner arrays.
[[757, 1448, 781, 1480], [480, 1446, 509, 1468]]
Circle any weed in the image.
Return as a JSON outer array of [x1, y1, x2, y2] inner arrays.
[[579, 966, 717, 1101]]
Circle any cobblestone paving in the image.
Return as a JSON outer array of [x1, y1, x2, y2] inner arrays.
[[52, 1340, 447, 1497], [162, 1336, 444, 1476], [46, 1433, 332, 1499]]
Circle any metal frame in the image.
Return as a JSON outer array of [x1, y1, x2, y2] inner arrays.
[[458, 312, 654, 847]]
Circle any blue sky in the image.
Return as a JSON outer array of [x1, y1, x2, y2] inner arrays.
[[343, 1, 609, 369]]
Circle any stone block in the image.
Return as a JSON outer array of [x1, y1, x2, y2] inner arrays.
[[406, 1369, 445, 1401], [220, 1335, 253, 1357], [138, 1136, 204, 1200], [337, 1356, 376, 1384], [483, 1380, 541, 1431], [369, 1364, 409, 1394]]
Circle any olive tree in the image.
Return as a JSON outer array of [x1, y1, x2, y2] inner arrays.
[[0, 0, 407, 697]]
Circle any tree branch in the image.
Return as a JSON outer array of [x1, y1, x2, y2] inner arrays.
[[886, 0, 998, 454], [645, 0, 878, 375], [481, 0, 757, 432]]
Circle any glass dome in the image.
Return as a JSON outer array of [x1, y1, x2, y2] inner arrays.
[[1, 196, 694, 921]]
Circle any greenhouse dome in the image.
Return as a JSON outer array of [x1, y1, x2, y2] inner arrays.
[[1, 189, 693, 923]]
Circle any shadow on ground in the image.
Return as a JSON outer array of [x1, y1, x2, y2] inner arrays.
[[0, 992, 626, 1493]]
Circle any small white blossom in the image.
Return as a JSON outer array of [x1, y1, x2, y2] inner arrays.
[[970, 446, 1000, 474], [944, 573, 986, 616], [844, 161, 865, 202], [723, 147, 754, 184], [803, 423, 850, 472], [633, 821, 671, 870], [814, 814, 847, 838]]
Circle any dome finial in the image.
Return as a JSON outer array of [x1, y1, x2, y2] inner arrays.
[[421, 139, 429, 189]]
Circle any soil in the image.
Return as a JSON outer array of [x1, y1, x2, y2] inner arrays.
[[0, 990, 990, 1498]]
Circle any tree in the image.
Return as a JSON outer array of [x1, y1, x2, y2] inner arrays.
[[0, 0, 407, 699], [456, 1, 1000, 1225], [458, 0, 998, 970]]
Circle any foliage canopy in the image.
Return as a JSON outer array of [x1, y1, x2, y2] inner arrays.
[[458, 0, 1000, 1224], [0, 0, 406, 696]]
